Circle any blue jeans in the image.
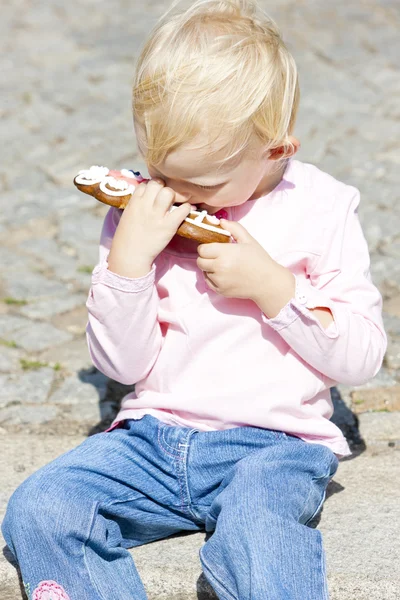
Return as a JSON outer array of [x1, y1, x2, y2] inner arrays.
[[2, 414, 338, 599]]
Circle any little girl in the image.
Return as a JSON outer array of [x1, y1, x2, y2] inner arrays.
[[2, 0, 386, 599]]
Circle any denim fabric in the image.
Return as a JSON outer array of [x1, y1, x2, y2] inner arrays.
[[2, 415, 338, 599]]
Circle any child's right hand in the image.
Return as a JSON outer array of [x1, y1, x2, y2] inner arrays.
[[107, 179, 192, 278]]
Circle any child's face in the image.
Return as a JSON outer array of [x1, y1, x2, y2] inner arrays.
[[137, 128, 299, 214]]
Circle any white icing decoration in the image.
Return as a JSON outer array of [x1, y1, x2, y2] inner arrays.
[[75, 165, 109, 185], [206, 214, 221, 225], [99, 176, 135, 197], [169, 205, 230, 236], [185, 217, 231, 236], [194, 210, 208, 224], [121, 169, 136, 178]]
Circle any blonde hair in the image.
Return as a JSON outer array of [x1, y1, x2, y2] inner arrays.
[[132, 0, 300, 168]]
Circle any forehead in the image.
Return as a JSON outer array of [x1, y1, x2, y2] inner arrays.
[[136, 123, 260, 178], [163, 138, 238, 178]]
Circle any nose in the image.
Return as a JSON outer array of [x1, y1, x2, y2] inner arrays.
[[173, 189, 192, 204], [149, 175, 193, 204], [163, 180, 192, 204]]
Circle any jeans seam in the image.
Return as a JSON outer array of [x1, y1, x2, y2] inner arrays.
[[181, 430, 203, 521], [83, 500, 109, 600], [201, 554, 237, 600], [157, 424, 184, 459]]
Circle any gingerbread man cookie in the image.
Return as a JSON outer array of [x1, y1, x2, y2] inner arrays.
[[74, 166, 232, 244]]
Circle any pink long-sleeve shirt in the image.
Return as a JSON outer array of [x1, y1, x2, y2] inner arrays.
[[86, 159, 387, 458]]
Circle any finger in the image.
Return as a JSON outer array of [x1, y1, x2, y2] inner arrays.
[[139, 179, 166, 206], [167, 201, 192, 226], [220, 219, 253, 244], [133, 182, 147, 197], [154, 186, 176, 211], [151, 177, 165, 185], [124, 181, 147, 208], [197, 243, 221, 259], [197, 257, 215, 273]]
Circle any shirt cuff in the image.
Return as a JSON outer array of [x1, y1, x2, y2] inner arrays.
[[91, 257, 156, 293], [261, 276, 338, 336]]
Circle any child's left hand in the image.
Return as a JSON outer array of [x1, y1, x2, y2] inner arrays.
[[197, 219, 295, 310]]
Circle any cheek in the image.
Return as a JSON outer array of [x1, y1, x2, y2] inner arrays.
[[220, 181, 253, 203]]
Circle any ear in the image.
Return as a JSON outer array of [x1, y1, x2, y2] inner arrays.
[[267, 136, 300, 161]]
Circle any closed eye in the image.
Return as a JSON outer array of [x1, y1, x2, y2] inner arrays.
[[195, 183, 224, 190]]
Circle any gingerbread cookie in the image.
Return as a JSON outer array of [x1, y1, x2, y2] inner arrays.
[[73, 166, 232, 243]]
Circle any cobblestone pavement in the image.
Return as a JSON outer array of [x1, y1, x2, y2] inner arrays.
[[0, 0, 399, 443]]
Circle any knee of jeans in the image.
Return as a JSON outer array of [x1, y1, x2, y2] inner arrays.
[[243, 440, 337, 481], [228, 443, 336, 514], [3, 468, 73, 540]]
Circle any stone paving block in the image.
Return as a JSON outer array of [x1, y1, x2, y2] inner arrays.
[[58, 400, 102, 424], [0, 316, 31, 338], [49, 374, 107, 405], [38, 338, 93, 373], [0, 405, 58, 427], [0, 248, 39, 274], [19, 294, 87, 320], [51, 305, 88, 337], [358, 411, 400, 444], [3, 271, 68, 302], [56, 193, 94, 214], [1, 198, 55, 228], [0, 368, 54, 408], [384, 293, 400, 318], [353, 367, 397, 390], [370, 256, 400, 293], [19, 237, 79, 281], [0, 347, 21, 374], [384, 338, 400, 370], [351, 384, 400, 414], [383, 312, 400, 338], [58, 213, 104, 247], [9, 323, 73, 352]]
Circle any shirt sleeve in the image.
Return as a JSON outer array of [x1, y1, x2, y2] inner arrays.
[[85, 207, 162, 385], [262, 187, 387, 386]]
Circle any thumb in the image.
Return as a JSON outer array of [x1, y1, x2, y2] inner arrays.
[[220, 219, 253, 244]]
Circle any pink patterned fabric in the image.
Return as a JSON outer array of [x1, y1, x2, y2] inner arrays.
[[32, 580, 70, 600]]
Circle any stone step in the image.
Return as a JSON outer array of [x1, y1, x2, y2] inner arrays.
[[1, 425, 399, 599]]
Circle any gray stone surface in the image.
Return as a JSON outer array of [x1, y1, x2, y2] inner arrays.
[[3, 272, 68, 302], [358, 411, 400, 445], [0, 368, 55, 408], [8, 323, 72, 352], [384, 338, 400, 370], [37, 338, 95, 373], [49, 373, 107, 405], [0, 316, 31, 338], [1, 0, 399, 597], [19, 294, 87, 320], [0, 348, 20, 374], [0, 406, 58, 428]]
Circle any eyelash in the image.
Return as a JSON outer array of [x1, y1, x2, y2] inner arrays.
[[196, 184, 219, 190], [150, 171, 219, 191]]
